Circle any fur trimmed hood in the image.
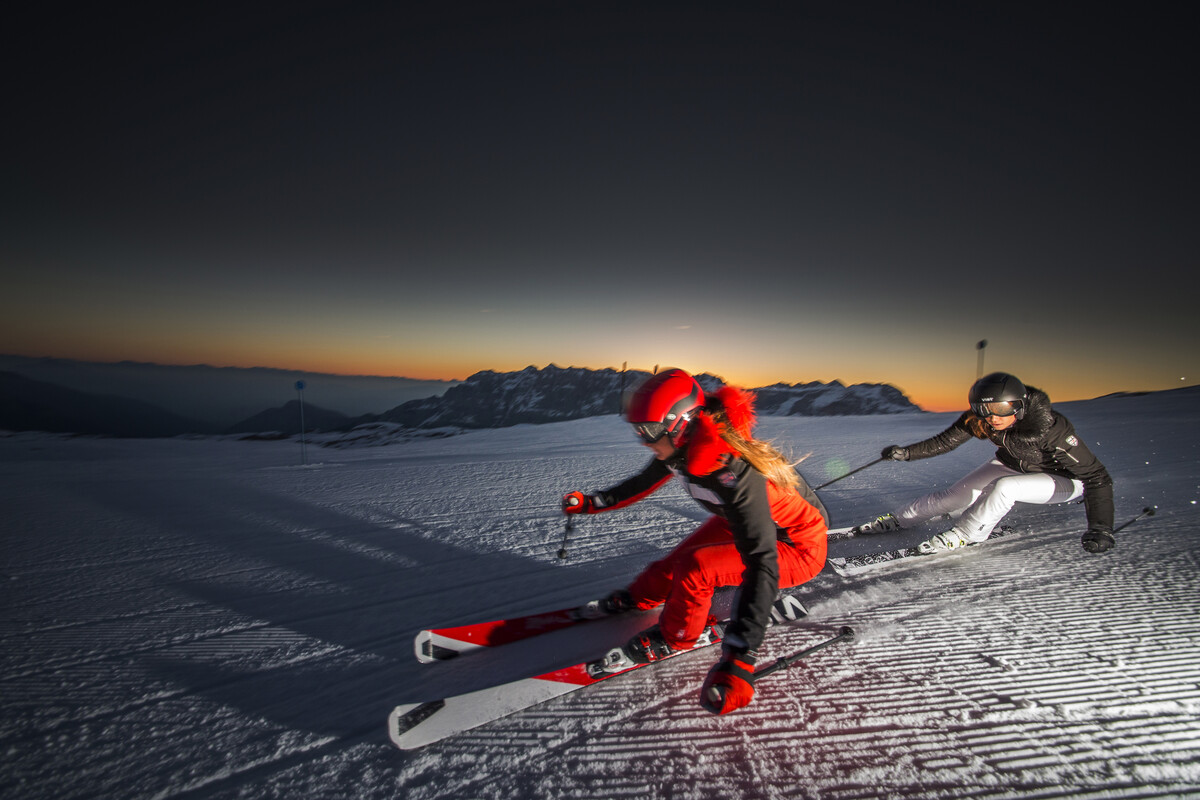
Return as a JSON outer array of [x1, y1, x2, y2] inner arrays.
[[994, 386, 1054, 460], [1011, 386, 1054, 436], [682, 386, 756, 476]]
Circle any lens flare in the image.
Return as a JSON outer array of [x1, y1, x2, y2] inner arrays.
[[824, 457, 850, 481]]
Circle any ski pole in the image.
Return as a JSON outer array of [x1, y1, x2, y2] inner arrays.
[[554, 513, 573, 556], [1114, 505, 1157, 534], [755, 625, 855, 680], [814, 458, 884, 491]]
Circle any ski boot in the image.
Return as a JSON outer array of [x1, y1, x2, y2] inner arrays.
[[917, 528, 970, 555], [851, 513, 901, 536], [574, 589, 635, 621], [626, 624, 680, 664], [587, 618, 721, 677], [587, 625, 673, 676]]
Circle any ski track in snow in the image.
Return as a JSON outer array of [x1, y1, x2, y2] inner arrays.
[[1, 388, 1198, 799]]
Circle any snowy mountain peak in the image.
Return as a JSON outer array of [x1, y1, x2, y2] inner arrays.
[[379, 365, 920, 430]]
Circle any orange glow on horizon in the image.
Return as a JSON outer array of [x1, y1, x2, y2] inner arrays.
[[4, 325, 1187, 415], [0, 339, 975, 412]]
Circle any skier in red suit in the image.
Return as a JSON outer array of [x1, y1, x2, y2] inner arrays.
[[562, 368, 828, 714]]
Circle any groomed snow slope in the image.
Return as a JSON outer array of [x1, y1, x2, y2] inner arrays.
[[1, 387, 1197, 799]]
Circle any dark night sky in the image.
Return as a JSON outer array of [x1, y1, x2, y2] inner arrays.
[[4, 3, 1196, 409]]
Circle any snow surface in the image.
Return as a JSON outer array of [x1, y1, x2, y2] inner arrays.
[[2, 388, 1198, 799]]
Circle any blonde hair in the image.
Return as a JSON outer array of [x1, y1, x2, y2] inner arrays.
[[706, 405, 805, 492]]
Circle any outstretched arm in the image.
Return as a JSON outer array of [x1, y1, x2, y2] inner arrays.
[[563, 457, 673, 514]]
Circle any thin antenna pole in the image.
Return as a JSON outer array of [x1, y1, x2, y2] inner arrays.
[[295, 380, 308, 465]]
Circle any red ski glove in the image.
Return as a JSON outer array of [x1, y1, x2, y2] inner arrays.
[[562, 491, 598, 515], [700, 650, 757, 714]]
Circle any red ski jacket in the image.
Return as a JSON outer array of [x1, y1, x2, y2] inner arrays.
[[593, 387, 827, 652]]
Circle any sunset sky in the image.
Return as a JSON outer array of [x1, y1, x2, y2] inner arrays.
[[4, 4, 1195, 411]]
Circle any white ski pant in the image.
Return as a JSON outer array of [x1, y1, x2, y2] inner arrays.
[[893, 459, 1084, 542]]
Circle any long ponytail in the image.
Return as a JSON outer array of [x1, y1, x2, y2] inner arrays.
[[705, 395, 805, 492]]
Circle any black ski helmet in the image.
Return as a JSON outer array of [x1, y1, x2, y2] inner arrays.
[[969, 372, 1029, 420]]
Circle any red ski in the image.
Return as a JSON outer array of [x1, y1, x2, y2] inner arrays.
[[414, 592, 809, 664], [414, 605, 592, 663], [391, 622, 854, 750], [392, 622, 723, 749]]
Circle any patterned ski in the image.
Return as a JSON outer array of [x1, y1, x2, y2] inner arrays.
[[828, 526, 1014, 576]]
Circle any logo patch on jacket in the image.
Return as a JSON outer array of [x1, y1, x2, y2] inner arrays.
[[718, 469, 738, 488], [1066, 435, 1079, 447]]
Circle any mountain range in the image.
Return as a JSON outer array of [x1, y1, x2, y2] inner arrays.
[[377, 365, 918, 430], [0, 354, 455, 428], [0, 361, 922, 438]]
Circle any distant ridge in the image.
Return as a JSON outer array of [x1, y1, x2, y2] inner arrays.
[[0, 363, 923, 438], [0, 354, 456, 427], [224, 399, 358, 436], [377, 364, 921, 430], [0, 371, 213, 437]]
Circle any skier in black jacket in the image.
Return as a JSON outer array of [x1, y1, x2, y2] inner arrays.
[[851, 372, 1116, 554]]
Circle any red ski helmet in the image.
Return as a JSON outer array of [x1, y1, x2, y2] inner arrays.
[[625, 369, 706, 443]]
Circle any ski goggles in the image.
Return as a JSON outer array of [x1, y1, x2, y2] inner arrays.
[[632, 421, 671, 443], [971, 400, 1022, 418]]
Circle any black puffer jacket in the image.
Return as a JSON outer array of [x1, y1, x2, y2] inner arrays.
[[903, 387, 1114, 533]]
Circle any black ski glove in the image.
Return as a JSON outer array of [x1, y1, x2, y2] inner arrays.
[[881, 445, 909, 461], [1081, 528, 1115, 553]]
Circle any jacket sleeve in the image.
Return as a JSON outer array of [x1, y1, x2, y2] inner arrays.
[[713, 463, 780, 655], [593, 457, 672, 511], [904, 411, 978, 460], [1048, 418, 1115, 533], [1082, 482, 1115, 534]]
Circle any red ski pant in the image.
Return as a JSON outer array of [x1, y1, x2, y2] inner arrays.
[[627, 516, 827, 649]]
